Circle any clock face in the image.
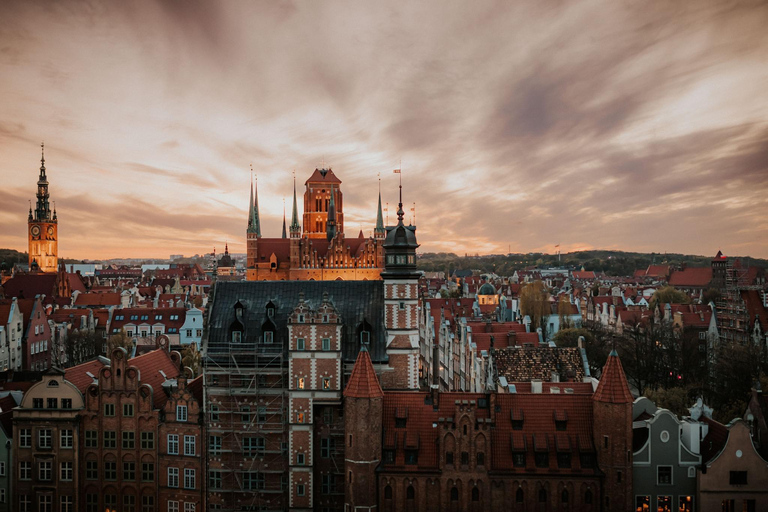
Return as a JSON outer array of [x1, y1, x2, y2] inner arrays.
[[47, 226, 54, 236], [30, 225, 40, 237]]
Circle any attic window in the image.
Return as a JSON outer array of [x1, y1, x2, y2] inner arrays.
[[554, 411, 568, 431], [267, 305, 275, 317], [298, 314, 304, 323], [264, 331, 274, 344], [511, 410, 524, 430], [232, 331, 242, 343], [47, 380, 59, 387]]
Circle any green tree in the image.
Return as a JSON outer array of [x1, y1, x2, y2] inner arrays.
[[649, 286, 690, 310], [519, 280, 550, 336], [644, 386, 693, 417]]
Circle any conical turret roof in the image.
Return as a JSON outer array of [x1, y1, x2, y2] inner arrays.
[[344, 346, 383, 398], [593, 349, 633, 404]]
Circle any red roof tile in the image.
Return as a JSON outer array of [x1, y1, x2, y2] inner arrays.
[[64, 359, 106, 393], [74, 292, 121, 306], [593, 351, 632, 404], [305, 167, 342, 185], [344, 347, 383, 398], [668, 267, 712, 287], [1, 274, 57, 299]]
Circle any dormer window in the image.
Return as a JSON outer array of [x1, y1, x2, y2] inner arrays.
[[264, 331, 274, 344], [232, 331, 242, 343], [298, 314, 304, 323]]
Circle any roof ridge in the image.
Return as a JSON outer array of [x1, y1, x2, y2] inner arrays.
[[593, 351, 633, 404], [344, 346, 383, 398]]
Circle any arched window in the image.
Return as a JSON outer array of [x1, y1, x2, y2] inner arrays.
[[585, 489, 593, 504], [384, 485, 392, 500], [450, 487, 458, 501], [47, 380, 59, 387], [538, 488, 547, 502], [407, 486, 414, 500], [471, 487, 479, 502], [561, 489, 569, 503], [516, 488, 524, 503]]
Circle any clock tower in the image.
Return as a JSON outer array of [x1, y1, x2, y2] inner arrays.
[[28, 143, 58, 273]]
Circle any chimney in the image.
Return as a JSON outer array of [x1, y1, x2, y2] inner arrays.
[[577, 336, 585, 349], [507, 331, 516, 346], [531, 380, 542, 394]]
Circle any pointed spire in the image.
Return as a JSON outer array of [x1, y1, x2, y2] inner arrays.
[[343, 345, 384, 398], [28, 200, 33, 222], [290, 173, 300, 237], [593, 350, 633, 404], [224, 242, 229, 255], [40, 141, 45, 175], [247, 169, 254, 230], [375, 174, 384, 238], [326, 184, 337, 242], [247, 165, 261, 237], [282, 198, 287, 239]]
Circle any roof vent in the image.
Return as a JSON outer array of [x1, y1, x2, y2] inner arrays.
[[550, 387, 560, 394], [85, 371, 95, 379], [564, 388, 574, 394], [531, 380, 542, 394]]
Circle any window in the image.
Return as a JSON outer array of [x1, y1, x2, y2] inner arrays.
[[743, 499, 756, 512], [39, 496, 52, 512], [168, 467, 179, 487], [729, 471, 747, 485], [580, 452, 595, 468], [231, 331, 242, 343], [62, 398, 72, 409], [461, 451, 469, 465], [477, 452, 485, 466], [322, 338, 331, 351], [184, 435, 196, 456], [210, 405, 219, 421], [186, 329, 192, 337], [296, 412, 305, 423], [244, 437, 265, 457], [143, 497, 155, 512], [86, 460, 98, 479], [405, 449, 418, 465], [297, 338, 305, 350], [257, 406, 267, 423], [297, 484, 306, 496], [210, 435, 222, 454], [446, 451, 454, 465], [472, 487, 479, 502], [105, 403, 115, 416], [561, 489, 569, 503], [47, 397, 57, 408], [657, 496, 672, 512], [168, 434, 179, 454], [658, 466, 673, 485], [383, 449, 395, 464], [38, 460, 52, 480], [184, 468, 196, 489], [679, 496, 694, 512], [33, 398, 43, 409], [19, 461, 31, 480], [451, 487, 459, 501], [636, 496, 651, 511], [177, 405, 188, 422], [85, 494, 98, 512], [123, 461, 136, 480], [123, 431, 136, 449], [321, 438, 332, 458], [168, 501, 179, 512], [264, 331, 274, 343], [60, 461, 73, 480], [296, 377, 305, 389], [585, 489, 593, 504], [395, 417, 407, 428], [408, 486, 416, 500], [399, 301, 406, 310], [123, 495, 136, 512], [38, 429, 52, 448], [85, 430, 98, 447], [142, 462, 154, 482], [124, 403, 134, 416], [322, 377, 331, 390], [20, 428, 31, 448], [141, 431, 155, 449], [513, 452, 525, 467], [105, 461, 117, 480], [209, 470, 222, 489], [297, 453, 305, 465], [184, 503, 195, 512], [535, 452, 548, 468], [0, 461, 4, 476], [241, 406, 251, 423]]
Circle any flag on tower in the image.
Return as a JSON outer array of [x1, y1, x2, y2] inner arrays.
[[393, 169, 401, 173]]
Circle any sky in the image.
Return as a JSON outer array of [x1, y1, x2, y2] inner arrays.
[[1, 0, 767, 260]]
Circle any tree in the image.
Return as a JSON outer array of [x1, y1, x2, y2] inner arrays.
[[701, 288, 720, 305], [65, 330, 102, 367], [106, 331, 134, 354], [519, 280, 550, 336], [181, 343, 202, 376], [649, 286, 690, 310], [553, 328, 595, 348], [644, 385, 694, 417], [557, 295, 573, 329]]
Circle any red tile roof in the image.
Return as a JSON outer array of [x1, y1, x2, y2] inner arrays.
[[1, 274, 57, 299], [64, 359, 106, 393], [305, 167, 342, 185], [344, 347, 383, 398], [593, 351, 632, 404], [187, 375, 204, 404], [129, 350, 181, 408], [572, 270, 596, 280], [668, 267, 712, 288], [742, 290, 768, 329], [74, 292, 121, 307]]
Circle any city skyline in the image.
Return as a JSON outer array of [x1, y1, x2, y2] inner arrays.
[[1, 0, 767, 259]]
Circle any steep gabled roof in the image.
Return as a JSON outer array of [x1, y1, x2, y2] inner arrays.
[[593, 350, 632, 404], [668, 267, 712, 287], [344, 346, 383, 398], [305, 168, 342, 185]]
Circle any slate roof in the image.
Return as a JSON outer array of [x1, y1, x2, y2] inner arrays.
[[593, 350, 633, 404], [206, 281, 387, 364], [344, 346, 383, 398]]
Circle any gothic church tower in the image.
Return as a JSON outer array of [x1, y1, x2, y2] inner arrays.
[[28, 143, 58, 273]]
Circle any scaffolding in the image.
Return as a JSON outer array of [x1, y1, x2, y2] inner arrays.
[[204, 334, 288, 512]]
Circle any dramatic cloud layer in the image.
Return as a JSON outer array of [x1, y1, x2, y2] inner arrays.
[[1, 0, 766, 259]]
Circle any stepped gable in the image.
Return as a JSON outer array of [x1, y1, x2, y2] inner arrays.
[[593, 349, 632, 404], [344, 346, 383, 398], [207, 280, 386, 363], [495, 346, 586, 382]]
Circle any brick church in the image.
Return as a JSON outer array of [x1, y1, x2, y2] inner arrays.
[[245, 167, 387, 281]]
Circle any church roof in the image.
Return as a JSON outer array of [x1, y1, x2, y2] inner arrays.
[[478, 282, 496, 295], [344, 346, 383, 398], [305, 168, 342, 185], [593, 350, 633, 404]]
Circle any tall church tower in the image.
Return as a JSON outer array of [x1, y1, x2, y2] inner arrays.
[[380, 177, 420, 390], [28, 143, 58, 273], [302, 168, 344, 239], [245, 170, 261, 281]]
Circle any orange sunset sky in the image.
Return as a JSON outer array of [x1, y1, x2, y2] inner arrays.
[[1, 0, 767, 260]]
